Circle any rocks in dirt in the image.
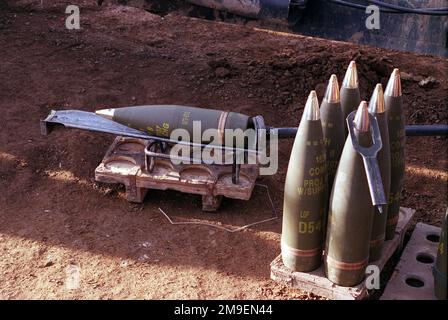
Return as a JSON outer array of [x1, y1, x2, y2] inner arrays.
[[303, 56, 321, 65], [39, 252, 54, 268], [41, 261, 54, 268], [270, 60, 297, 70], [369, 58, 394, 77], [272, 98, 283, 107], [401, 72, 423, 83], [138, 254, 150, 262], [147, 38, 165, 48], [208, 58, 230, 69], [418, 76, 439, 89], [208, 58, 232, 78], [65, 264, 81, 290], [214, 67, 230, 78], [314, 83, 327, 101], [400, 72, 441, 90], [120, 259, 134, 268], [140, 241, 152, 249]]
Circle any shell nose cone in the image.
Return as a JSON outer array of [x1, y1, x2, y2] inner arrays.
[[304, 90, 320, 121], [342, 61, 359, 89], [368, 84, 386, 114], [95, 108, 115, 120], [324, 74, 340, 103], [385, 68, 402, 97], [354, 101, 370, 132]]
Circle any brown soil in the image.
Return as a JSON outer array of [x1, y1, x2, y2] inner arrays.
[[0, 0, 446, 299]]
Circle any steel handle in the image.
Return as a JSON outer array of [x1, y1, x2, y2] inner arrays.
[[362, 156, 387, 212]]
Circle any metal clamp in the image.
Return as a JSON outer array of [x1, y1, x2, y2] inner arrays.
[[144, 140, 242, 185], [144, 140, 167, 173]]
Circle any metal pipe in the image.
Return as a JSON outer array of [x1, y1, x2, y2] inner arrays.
[[272, 124, 448, 139], [403, 124, 448, 137]]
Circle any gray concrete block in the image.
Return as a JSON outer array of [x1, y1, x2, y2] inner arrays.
[[381, 222, 441, 300]]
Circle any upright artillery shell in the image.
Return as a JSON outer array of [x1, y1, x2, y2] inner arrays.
[[340, 61, 361, 137], [368, 84, 391, 262], [320, 74, 345, 195], [384, 69, 406, 240], [325, 101, 375, 287], [433, 209, 447, 300], [281, 91, 327, 272]]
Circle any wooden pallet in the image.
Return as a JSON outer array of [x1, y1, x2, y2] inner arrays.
[[270, 207, 415, 300], [95, 136, 259, 211]]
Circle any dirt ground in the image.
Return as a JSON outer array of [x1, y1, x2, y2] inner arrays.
[[0, 0, 447, 299]]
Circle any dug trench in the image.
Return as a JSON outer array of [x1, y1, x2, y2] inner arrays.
[[0, 1, 446, 299]]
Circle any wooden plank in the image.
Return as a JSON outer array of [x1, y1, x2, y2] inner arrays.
[[270, 207, 415, 300]]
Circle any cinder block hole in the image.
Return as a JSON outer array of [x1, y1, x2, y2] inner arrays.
[[405, 276, 425, 288], [426, 233, 440, 243], [416, 253, 434, 264]]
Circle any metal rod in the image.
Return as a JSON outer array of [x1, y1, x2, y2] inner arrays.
[[272, 124, 448, 139], [402, 124, 448, 137]]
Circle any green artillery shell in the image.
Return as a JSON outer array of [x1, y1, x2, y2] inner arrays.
[[434, 209, 447, 300], [368, 84, 391, 262], [340, 61, 361, 138], [320, 74, 345, 196], [325, 101, 375, 287], [96, 105, 251, 146], [281, 91, 327, 272], [384, 69, 406, 240]]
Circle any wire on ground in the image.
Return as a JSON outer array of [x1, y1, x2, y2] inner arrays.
[[158, 183, 278, 233]]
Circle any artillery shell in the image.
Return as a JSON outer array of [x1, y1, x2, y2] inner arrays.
[[320, 74, 345, 198], [368, 84, 391, 262], [384, 69, 406, 240], [281, 91, 327, 272], [96, 105, 251, 147], [340, 61, 361, 137], [325, 101, 375, 287]]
